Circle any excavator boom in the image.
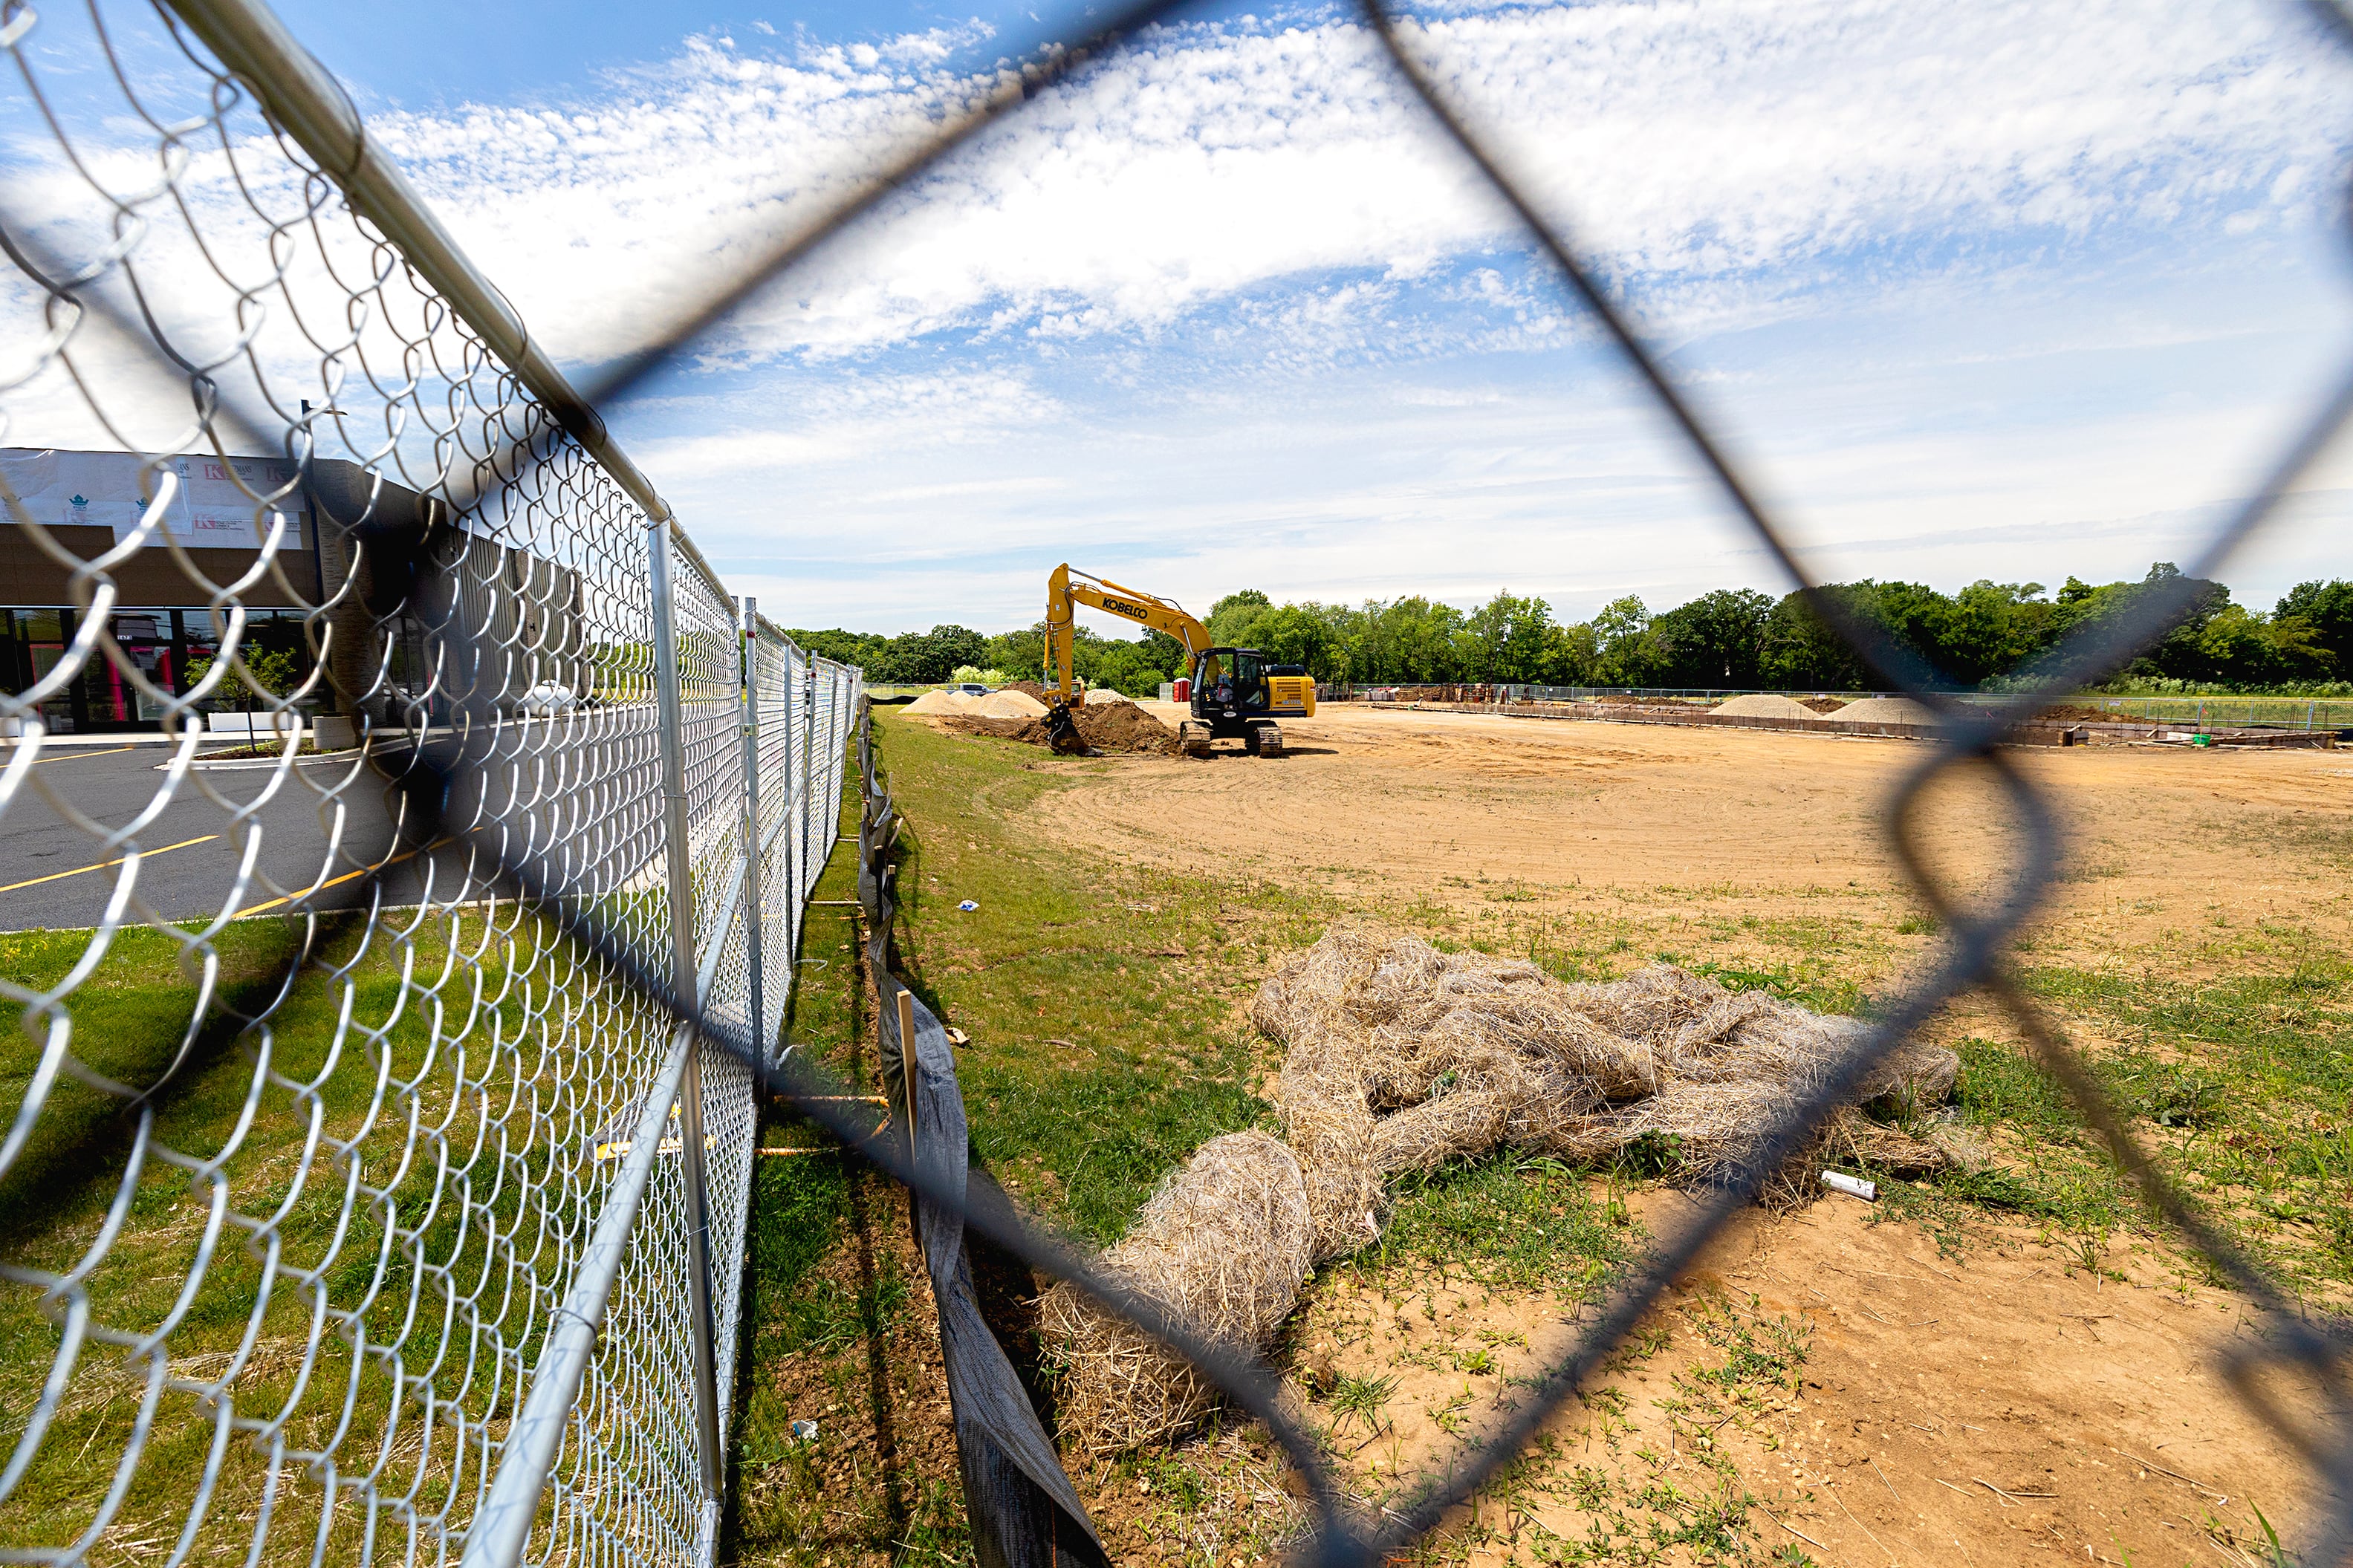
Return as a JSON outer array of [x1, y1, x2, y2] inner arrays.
[[1044, 563, 1210, 702]]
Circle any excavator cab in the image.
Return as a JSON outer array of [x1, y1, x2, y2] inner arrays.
[[1186, 647, 1313, 755]]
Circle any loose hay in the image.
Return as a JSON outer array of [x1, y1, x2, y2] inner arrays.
[[1046, 926, 1964, 1452], [1038, 1132, 1313, 1452]]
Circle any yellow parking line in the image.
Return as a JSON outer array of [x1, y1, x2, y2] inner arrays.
[[0, 833, 219, 895], [6, 745, 140, 765], [234, 844, 430, 919]]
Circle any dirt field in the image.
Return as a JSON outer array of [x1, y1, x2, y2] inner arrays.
[[927, 701, 2351, 1564], [1040, 701, 2353, 977]]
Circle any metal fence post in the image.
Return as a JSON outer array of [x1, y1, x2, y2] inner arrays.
[[799, 657, 819, 934], [741, 596, 767, 1074], [646, 518, 725, 1506]]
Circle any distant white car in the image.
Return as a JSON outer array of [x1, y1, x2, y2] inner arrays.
[[514, 682, 580, 717], [951, 683, 993, 696]]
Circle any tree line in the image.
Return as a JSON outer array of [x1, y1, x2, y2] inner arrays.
[[792, 567, 2353, 697]]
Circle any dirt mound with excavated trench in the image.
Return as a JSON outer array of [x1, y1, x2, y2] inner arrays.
[[941, 696, 1179, 755]]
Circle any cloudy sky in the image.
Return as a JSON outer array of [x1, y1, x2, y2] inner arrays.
[[22, 0, 2353, 634]]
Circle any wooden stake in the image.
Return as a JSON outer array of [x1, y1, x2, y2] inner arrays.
[[897, 987, 918, 1138]]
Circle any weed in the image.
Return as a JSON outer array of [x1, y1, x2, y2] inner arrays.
[[1328, 1371, 1398, 1437]]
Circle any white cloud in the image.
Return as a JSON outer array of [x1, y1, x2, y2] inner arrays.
[[6, 0, 2352, 643], [345, 0, 2351, 365]]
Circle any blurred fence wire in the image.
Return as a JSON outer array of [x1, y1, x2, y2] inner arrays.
[[4, 0, 2352, 1564]]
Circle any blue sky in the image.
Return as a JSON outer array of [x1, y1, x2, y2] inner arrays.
[[28, 0, 2353, 636]]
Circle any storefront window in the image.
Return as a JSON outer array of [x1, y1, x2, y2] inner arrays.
[[0, 605, 317, 732], [1, 608, 74, 732]]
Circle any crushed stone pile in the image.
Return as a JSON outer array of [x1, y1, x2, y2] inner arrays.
[[1828, 695, 1941, 724], [976, 689, 1049, 718], [1710, 693, 1820, 720], [1083, 687, 1132, 705], [902, 689, 978, 716], [944, 697, 1178, 755], [1042, 926, 1968, 1451]]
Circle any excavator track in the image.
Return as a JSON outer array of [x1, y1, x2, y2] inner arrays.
[[1246, 720, 1282, 756], [1178, 720, 1214, 758]]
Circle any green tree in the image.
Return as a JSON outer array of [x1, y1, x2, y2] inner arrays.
[[1347, 597, 1466, 681], [1207, 590, 1275, 649], [1463, 592, 1557, 683], [1646, 588, 1774, 686], [984, 624, 1048, 683], [2277, 580, 2353, 674], [1759, 590, 1869, 691], [1590, 596, 1655, 686]]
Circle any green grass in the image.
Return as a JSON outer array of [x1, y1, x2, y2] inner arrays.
[[1367, 1154, 1635, 1293], [863, 713, 1333, 1240], [0, 902, 684, 1564]]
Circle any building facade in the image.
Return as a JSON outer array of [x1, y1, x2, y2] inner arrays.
[[1, 447, 582, 735]]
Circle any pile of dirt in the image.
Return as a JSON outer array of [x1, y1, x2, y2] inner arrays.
[[1002, 680, 1051, 700], [1041, 927, 1969, 1451], [1827, 695, 1942, 724], [1709, 693, 1820, 720], [942, 697, 1179, 755]]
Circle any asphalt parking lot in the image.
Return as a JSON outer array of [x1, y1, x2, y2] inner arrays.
[[0, 741, 416, 931]]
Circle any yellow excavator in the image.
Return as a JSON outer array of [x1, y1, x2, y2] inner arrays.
[[1044, 563, 1315, 757]]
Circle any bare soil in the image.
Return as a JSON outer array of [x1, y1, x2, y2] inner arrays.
[[1032, 700, 2352, 975], [984, 702, 2349, 1561], [1286, 1189, 2318, 1564]]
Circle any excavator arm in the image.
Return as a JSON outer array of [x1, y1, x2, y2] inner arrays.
[[1043, 564, 1211, 702]]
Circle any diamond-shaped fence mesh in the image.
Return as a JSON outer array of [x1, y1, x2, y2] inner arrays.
[[0, 1, 861, 1562], [4, 0, 2352, 1565]]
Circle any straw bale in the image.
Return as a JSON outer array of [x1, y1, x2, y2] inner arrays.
[[1038, 1131, 1314, 1452]]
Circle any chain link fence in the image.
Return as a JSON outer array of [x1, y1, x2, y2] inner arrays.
[[0, 1, 858, 1564], [6, 0, 2353, 1565]]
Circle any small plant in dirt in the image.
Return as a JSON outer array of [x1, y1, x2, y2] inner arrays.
[[1328, 1371, 1398, 1437], [2131, 1065, 2228, 1128]]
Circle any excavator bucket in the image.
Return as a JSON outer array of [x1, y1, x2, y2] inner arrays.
[[1044, 700, 1089, 755]]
